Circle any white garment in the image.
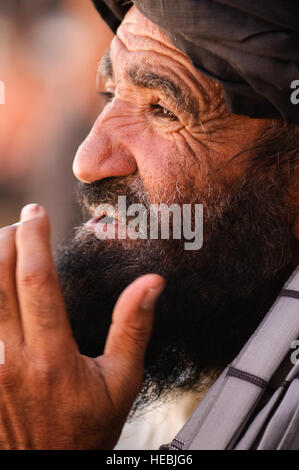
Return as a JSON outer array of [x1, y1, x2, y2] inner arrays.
[[115, 390, 204, 450]]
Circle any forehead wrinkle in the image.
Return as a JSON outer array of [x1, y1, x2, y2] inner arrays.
[[119, 19, 189, 63], [127, 64, 199, 119]]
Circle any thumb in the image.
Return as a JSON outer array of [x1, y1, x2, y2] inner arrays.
[[96, 274, 165, 398]]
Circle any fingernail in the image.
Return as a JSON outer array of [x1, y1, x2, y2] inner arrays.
[[11, 222, 21, 227], [20, 203, 41, 222], [141, 284, 165, 310]]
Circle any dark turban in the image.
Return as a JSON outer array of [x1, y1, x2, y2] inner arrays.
[[92, 0, 299, 124]]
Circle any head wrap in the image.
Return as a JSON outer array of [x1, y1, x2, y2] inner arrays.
[[92, 0, 299, 124]]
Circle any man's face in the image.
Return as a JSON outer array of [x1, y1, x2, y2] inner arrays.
[[56, 7, 297, 407], [73, 7, 267, 203]]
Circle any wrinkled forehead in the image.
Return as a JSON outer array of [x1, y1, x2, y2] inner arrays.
[[108, 3, 222, 105], [103, 5, 224, 118], [120, 6, 175, 48], [114, 6, 193, 68]]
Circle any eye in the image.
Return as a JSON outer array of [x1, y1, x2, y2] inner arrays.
[[97, 91, 114, 104], [150, 104, 178, 121], [97, 92, 179, 122]]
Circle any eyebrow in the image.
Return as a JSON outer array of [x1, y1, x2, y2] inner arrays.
[[98, 48, 114, 81], [98, 48, 199, 119]]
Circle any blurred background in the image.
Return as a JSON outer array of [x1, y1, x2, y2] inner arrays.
[[0, 0, 113, 247]]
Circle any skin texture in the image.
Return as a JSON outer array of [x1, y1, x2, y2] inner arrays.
[[0, 6, 297, 449]]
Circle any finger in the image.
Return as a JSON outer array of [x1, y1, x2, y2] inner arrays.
[[0, 225, 23, 358], [97, 274, 165, 402], [15, 204, 75, 357]]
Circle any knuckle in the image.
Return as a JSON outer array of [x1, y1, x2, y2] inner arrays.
[[29, 301, 60, 328], [33, 357, 52, 375], [19, 265, 53, 290], [19, 265, 61, 328], [29, 355, 60, 385], [121, 324, 150, 350]]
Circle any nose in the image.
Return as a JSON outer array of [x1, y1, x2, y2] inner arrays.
[[73, 101, 137, 183]]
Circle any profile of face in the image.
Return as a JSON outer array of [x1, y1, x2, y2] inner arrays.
[[56, 7, 299, 407]]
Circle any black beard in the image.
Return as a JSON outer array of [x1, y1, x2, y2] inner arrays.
[[55, 173, 295, 411]]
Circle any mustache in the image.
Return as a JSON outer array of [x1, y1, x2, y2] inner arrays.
[[76, 176, 151, 214]]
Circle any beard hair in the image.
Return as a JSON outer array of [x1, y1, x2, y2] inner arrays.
[[55, 171, 295, 413]]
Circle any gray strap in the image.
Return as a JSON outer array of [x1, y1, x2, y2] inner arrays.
[[167, 266, 299, 450], [226, 366, 268, 389], [280, 288, 299, 299]]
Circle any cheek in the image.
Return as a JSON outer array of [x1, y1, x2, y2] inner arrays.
[[100, 105, 204, 202], [176, 127, 247, 186], [127, 127, 202, 202]]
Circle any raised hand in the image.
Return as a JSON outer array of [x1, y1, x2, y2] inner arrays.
[[0, 204, 164, 449]]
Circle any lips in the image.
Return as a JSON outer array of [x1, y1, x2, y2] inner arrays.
[[86, 214, 118, 227], [85, 212, 127, 240]]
